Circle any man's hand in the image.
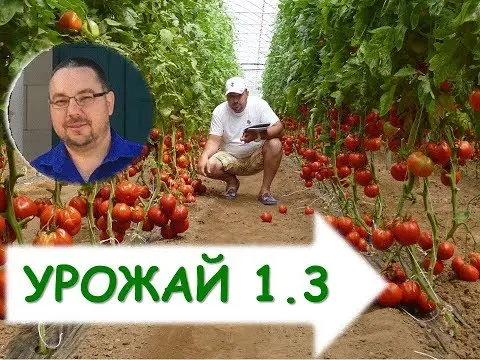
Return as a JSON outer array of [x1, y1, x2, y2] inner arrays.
[[197, 155, 211, 176], [241, 130, 259, 143]]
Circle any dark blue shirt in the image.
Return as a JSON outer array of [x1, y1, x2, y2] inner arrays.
[[31, 129, 143, 184]]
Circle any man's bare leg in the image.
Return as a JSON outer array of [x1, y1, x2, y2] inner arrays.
[[205, 157, 239, 190], [259, 138, 283, 196]]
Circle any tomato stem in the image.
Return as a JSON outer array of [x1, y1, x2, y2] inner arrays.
[[86, 182, 98, 244], [422, 177, 439, 283], [5, 144, 23, 244]]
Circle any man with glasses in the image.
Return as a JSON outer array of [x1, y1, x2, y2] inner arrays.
[[31, 57, 143, 183]]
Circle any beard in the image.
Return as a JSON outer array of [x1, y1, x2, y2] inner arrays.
[[61, 115, 108, 150]]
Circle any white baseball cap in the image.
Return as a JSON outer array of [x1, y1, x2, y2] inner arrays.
[[225, 76, 247, 95]]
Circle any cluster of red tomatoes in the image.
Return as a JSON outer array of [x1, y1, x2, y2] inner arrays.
[[323, 214, 371, 253]]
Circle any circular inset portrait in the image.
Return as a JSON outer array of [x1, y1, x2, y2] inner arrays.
[[6, 43, 153, 184]]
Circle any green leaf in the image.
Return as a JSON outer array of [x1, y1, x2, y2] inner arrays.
[[159, 106, 173, 119], [418, 76, 435, 104], [379, 84, 397, 116], [428, 0, 445, 16], [123, 7, 137, 29], [0, 0, 23, 26], [410, 4, 421, 29], [454, 210, 471, 223], [159, 28, 174, 46], [453, 1, 480, 27], [430, 38, 462, 85], [104, 18, 122, 26], [394, 66, 416, 78]]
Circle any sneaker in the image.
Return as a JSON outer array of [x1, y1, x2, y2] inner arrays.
[[258, 192, 278, 205]]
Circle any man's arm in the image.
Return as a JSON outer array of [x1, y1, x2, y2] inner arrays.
[[197, 134, 222, 176], [259, 120, 284, 140]]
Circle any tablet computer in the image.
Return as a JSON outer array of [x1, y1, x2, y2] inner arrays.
[[243, 123, 271, 132]]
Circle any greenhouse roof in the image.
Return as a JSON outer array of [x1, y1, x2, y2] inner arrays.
[[225, 0, 279, 96]]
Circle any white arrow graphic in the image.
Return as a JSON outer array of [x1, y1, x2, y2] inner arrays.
[[6, 213, 387, 357]]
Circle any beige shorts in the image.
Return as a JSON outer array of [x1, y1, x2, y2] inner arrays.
[[211, 147, 264, 176]]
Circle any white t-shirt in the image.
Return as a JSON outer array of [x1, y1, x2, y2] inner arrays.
[[209, 96, 279, 158]]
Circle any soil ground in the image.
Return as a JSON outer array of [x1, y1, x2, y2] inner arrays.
[[0, 152, 479, 359]]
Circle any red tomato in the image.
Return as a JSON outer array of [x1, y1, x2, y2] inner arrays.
[[372, 229, 394, 250], [13, 195, 38, 220], [304, 207, 314, 215], [418, 231, 433, 250], [345, 231, 360, 247], [437, 242, 455, 261], [161, 224, 177, 239], [392, 219, 420, 246], [138, 185, 151, 199], [423, 258, 444, 275], [171, 205, 188, 222], [364, 137, 382, 152], [451, 256, 465, 274], [354, 169, 373, 186], [95, 216, 107, 231], [468, 252, 480, 271], [336, 216, 353, 235], [57, 206, 82, 236], [142, 218, 155, 231], [335, 153, 349, 168], [150, 128, 160, 141], [279, 205, 287, 214], [407, 152, 434, 177], [440, 170, 461, 186], [147, 205, 169, 227], [364, 184, 379, 198], [457, 141, 474, 161], [377, 282, 403, 307], [33, 228, 73, 246], [34, 198, 52, 217], [112, 203, 132, 222], [468, 89, 480, 111], [57, 11, 83, 31], [356, 238, 368, 252], [390, 162, 408, 182], [176, 155, 190, 169], [112, 219, 132, 233], [68, 196, 88, 217], [426, 140, 451, 165], [440, 80, 453, 93], [458, 264, 480, 281], [115, 181, 140, 206], [400, 280, 420, 305], [171, 219, 189, 234], [131, 205, 145, 223], [260, 212, 273, 223], [160, 194, 177, 215], [344, 134, 360, 151], [418, 292, 436, 313], [348, 153, 368, 169]]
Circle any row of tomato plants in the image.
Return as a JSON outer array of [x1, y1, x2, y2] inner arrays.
[[0, 1, 237, 351], [274, 103, 480, 328]]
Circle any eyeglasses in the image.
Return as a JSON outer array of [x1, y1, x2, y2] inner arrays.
[[49, 91, 109, 109]]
